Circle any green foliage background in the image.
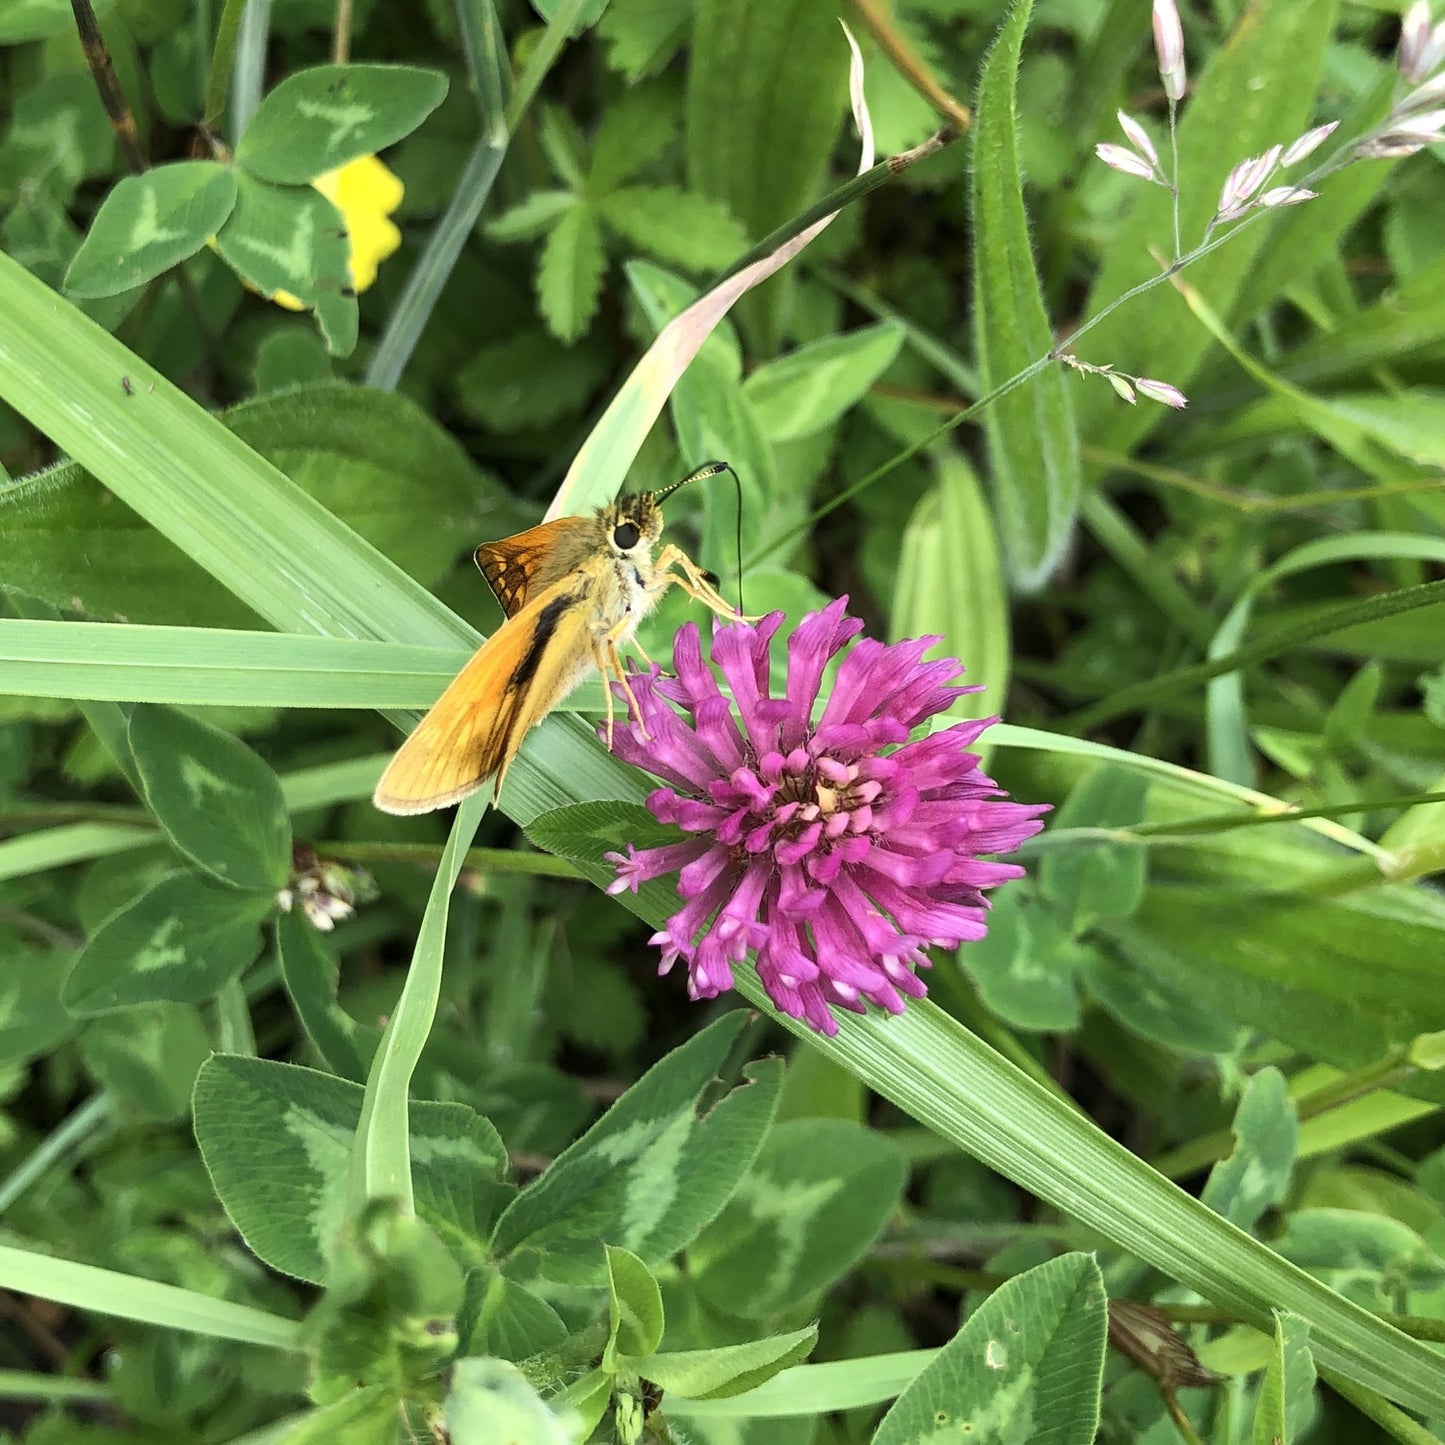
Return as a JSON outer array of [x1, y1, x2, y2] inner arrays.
[[2, 0, 1445, 1441]]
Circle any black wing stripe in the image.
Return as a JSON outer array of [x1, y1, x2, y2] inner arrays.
[[508, 590, 577, 694]]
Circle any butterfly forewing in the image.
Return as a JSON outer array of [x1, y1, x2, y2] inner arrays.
[[373, 577, 595, 814], [475, 517, 600, 620]]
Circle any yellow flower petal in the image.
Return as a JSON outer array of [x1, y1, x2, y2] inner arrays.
[[312, 154, 405, 294]]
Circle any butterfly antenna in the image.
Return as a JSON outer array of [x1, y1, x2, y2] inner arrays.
[[729, 465, 745, 615], [655, 460, 746, 615], [653, 459, 730, 504]]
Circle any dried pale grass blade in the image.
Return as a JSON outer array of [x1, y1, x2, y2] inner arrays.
[[544, 23, 875, 521]]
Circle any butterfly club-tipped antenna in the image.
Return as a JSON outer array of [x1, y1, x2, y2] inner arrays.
[[652, 459, 747, 615]]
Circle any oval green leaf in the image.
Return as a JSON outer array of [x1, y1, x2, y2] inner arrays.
[[971, 0, 1080, 588], [212, 174, 357, 356], [129, 703, 291, 891], [64, 162, 237, 299], [236, 64, 447, 185], [193, 1055, 511, 1284], [63, 871, 270, 1014], [873, 1253, 1107, 1445]]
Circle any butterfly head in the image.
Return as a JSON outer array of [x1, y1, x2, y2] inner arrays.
[[603, 492, 665, 559], [608, 460, 733, 553]]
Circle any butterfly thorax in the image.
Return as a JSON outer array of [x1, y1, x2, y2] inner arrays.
[[594, 493, 667, 637]]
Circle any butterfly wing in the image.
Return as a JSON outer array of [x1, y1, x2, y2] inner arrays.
[[475, 517, 597, 620], [373, 578, 598, 815]]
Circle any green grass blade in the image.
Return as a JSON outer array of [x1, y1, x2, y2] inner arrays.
[[0, 821, 155, 885], [0, 619, 461, 707], [1207, 535, 1445, 784], [0, 1242, 300, 1350], [971, 0, 1080, 586], [364, 138, 506, 391], [347, 793, 487, 1213], [0, 250, 466, 650], [0, 755, 393, 885], [0, 1372, 110, 1405], [365, 0, 510, 391], [671, 1350, 937, 1417], [1062, 577, 1445, 735]]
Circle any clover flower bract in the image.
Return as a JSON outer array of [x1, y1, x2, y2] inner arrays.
[[604, 599, 1048, 1035]]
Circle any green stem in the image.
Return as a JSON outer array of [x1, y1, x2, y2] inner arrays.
[[230, 0, 271, 138], [850, 0, 970, 129], [1162, 1391, 1205, 1445], [455, 0, 509, 122], [712, 127, 958, 294], [1126, 793, 1445, 842], [1150, 1053, 1416, 1180], [312, 839, 583, 879], [0, 1095, 113, 1218], [0, 804, 151, 827], [752, 155, 1371, 566], [504, 0, 592, 133], [1299, 838, 1445, 896], [0, 1371, 109, 1404], [1324, 1369, 1445, 1445], [365, 137, 506, 391], [1058, 578, 1445, 735]]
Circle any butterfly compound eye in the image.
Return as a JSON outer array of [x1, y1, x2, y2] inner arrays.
[[612, 521, 641, 550]]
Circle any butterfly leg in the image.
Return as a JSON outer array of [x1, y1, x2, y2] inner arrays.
[[594, 629, 650, 746], [654, 545, 762, 621]]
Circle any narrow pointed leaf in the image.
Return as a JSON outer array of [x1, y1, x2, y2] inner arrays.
[[971, 0, 1080, 587]]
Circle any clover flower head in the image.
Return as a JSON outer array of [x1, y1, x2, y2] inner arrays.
[[604, 599, 1048, 1035]]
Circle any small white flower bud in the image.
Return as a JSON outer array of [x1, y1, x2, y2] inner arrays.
[[1135, 377, 1188, 408], [1356, 137, 1426, 158], [1259, 185, 1317, 206], [1096, 142, 1158, 180], [302, 897, 336, 931], [1106, 373, 1138, 404], [1401, 2, 1445, 82], [1117, 110, 1160, 166], [1282, 120, 1339, 165], [1420, 21, 1445, 81], [1392, 107, 1445, 138], [1153, 0, 1187, 100], [1217, 158, 1254, 214], [1398, 71, 1445, 115]]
